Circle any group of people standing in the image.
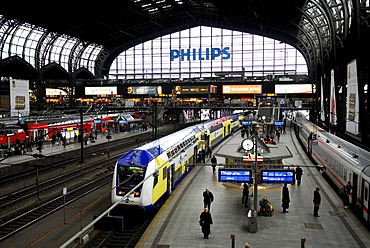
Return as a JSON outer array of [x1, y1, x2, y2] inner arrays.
[[197, 146, 212, 164], [339, 181, 353, 208], [281, 167, 323, 217], [197, 166, 350, 241]]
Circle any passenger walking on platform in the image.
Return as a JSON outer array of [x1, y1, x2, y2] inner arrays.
[[294, 166, 303, 186], [62, 136, 66, 148], [211, 155, 217, 173], [282, 118, 287, 134], [37, 137, 43, 152], [199, 207, 213, 239], [205, 146, 212, 158], [313, 187, 321, 217], [51, 133, 57, 146], [203, 188, 214, 211], [136, 138, 141, 147], [282, 183, 290, 213], [343, 181, 353, 208], [242, 182, 250, 207], [198, 149, 205, 163], [276, 129, 281, 141]]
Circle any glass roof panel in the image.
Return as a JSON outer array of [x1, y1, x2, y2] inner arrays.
[[0, 16, 101, 75], [326, 0, 346, 34], [110, 26, 308, 79]]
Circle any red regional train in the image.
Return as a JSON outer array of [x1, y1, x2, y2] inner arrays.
[[0, 124, 27, 148], [19, 116, 94, 142], [1, 111, 142, 147]]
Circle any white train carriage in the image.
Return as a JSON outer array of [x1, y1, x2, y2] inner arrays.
[[295, 116, 370, 225]]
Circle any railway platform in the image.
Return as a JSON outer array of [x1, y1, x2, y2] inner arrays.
[[0, 129, 142, 167], [0, 123, 182, 174], [136, 126, 370, 248]]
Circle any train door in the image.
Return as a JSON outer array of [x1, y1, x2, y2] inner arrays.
[[194, 146, 198, 164], [167, 163, 175, 194], [351, 173, 358, 207], [361, 179, 369, 222], [203, 133, 210, 150]]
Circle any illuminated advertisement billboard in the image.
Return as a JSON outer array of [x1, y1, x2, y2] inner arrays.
[[218, 169, 252, 183], [10, 79, 30, 117], [127, 86, 162, 95], [170, 47, 231, 61], [174, 85, 210, 94], [261, 170, 295, 183], [275, 84, 312, 94], [46, 88, 67, 96], [222, 85, 262, 94], [346, 59, 359, 135], [85, 87, 117, 96]]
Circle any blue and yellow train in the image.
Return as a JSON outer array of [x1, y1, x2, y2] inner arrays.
[[111, 114, 241, 212]]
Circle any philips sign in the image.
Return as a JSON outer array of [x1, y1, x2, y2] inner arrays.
[[170, 47, 231, 61]]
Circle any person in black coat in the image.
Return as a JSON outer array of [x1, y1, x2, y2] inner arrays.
[[294, 166, 303, 186], [282, 183, 290, 213], [242, 182, 250, 207], [313, 187, 321, 217], [199, 207, 213, 239], [211, 155, 217, 173], [203, 188, 214, 211]]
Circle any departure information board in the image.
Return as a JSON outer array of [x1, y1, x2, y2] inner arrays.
[[242, 120, 252, 126], [274, 121, 284, 126], [218, 169, 252, 183], [261, 170, 295, 183]]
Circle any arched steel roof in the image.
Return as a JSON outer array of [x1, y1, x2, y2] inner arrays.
[[0, 0, 350, 79]]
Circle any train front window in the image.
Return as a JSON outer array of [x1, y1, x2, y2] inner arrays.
[[116, 166, 145, 196]]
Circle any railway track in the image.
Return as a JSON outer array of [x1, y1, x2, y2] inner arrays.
[[0, 156, 116, 210], [85, 216, 153, 248], [0, 132, 151, 189], [0, 172, 112, 243], [0, 140, 135, 223], [0, 123, 192, 245]]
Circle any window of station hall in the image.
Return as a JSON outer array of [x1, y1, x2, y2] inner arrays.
[[109, 26, 308, 80]]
